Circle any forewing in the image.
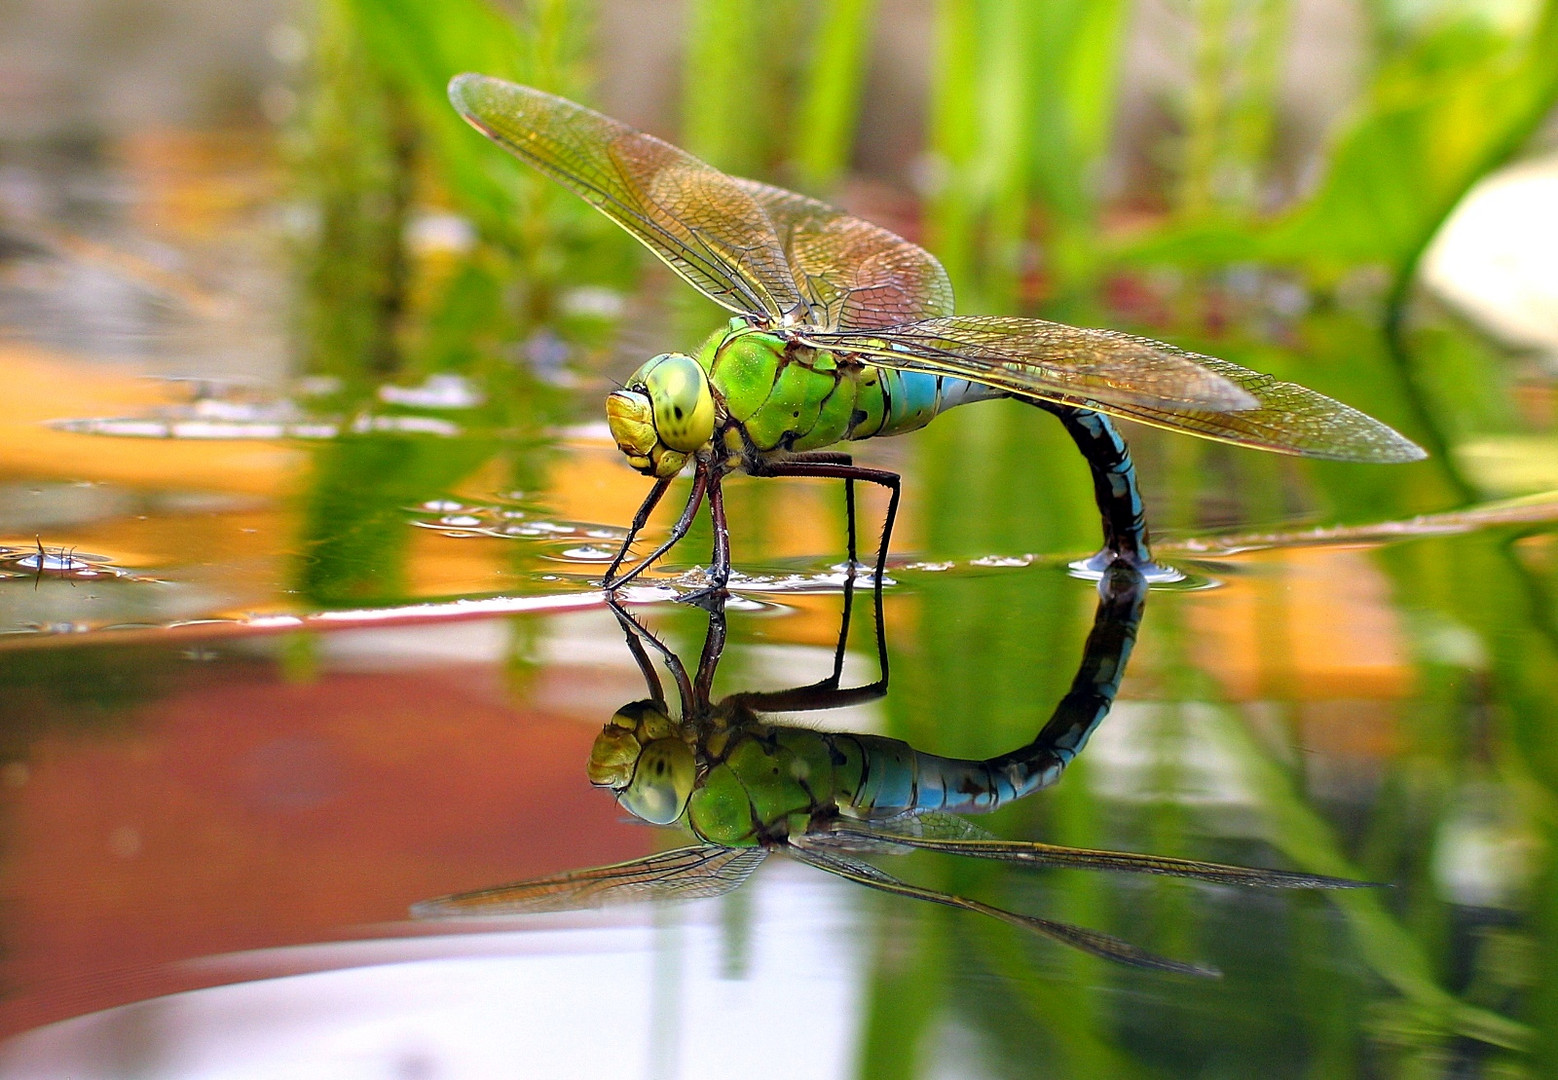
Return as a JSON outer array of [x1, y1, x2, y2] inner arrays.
[[1094, 353, 1427, 463], [412, 846, 767, 917], [805, 316, 1258, 413], [449, 74, 802, 322], [732, 178, 955, 330], [807, 317, 1426, 462]]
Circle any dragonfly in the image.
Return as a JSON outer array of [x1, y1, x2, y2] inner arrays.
[[415, 565, 1373, 977], [449, 74, 1425, 596]]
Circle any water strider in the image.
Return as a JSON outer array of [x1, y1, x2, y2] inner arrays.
[[449, 74, 1425, 598], [416, 566, 1373, 976]]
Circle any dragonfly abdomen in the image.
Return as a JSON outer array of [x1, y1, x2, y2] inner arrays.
[[844, 733, 1069, 817]]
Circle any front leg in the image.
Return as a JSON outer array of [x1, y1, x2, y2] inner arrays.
[[604, 466, 709, 590], [602, 476, 673, 586]]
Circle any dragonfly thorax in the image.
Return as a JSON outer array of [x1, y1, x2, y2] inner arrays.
[[605, 353, 715, 478]]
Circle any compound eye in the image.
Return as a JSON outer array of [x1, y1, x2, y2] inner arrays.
[[618, 739, 696, 825], [644, 354, 715, 453]]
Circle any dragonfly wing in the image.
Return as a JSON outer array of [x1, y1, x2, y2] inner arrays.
[[412, 845, 767, 917], [822, 818, 1376, 890], [732, 178, 955, 330], [1089, 352, 1427, 463], [788, 844, 1216, 977], [806, 317, 1426, 462], [805, 316, 1259, 412], [449, 74, 802, 322]]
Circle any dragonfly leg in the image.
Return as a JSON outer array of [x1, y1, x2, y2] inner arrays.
[[1036, 404, 1154, 571], [605, 468, 709, 590], [603, 476, 674, 586], [752, 460, 898, 585], [775, 450, 859, 566], [679, 474, 731, 606], [606, 598, 694, 716]]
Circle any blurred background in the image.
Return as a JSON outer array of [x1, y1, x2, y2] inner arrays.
[[0, 0, 1556, 1077]]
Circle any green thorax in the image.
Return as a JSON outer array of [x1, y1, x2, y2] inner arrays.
[[694, 318, 977, 458]]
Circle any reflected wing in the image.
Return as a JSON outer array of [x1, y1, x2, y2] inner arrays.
[[787, 845, 1217, 977], [819, 814, 1375, 890], [450, 74, 802, 322], [732, 178, 954, 330], [412, 846, 767, 917], [805, 318, 1426, 461]]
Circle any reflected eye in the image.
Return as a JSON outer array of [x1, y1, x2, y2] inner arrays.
[[643, 354, 715, 453], [618, 739, 696, 825]]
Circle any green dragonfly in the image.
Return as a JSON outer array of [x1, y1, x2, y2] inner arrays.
[[449, 74, 1425, 595], [416, 566, 1372, 976]]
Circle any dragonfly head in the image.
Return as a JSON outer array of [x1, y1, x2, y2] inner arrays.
[[589, 699, 696, 826], [606, 353, 715, 477]]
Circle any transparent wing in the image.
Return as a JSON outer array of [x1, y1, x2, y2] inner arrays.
[[817, 814, 1375, 890], [1086, 352, 1427, 463], [412, 845, 767, 917], [731, 178, 955, 330], [803, 316, 1258, 413], [805, 318, 1427, 461], [787, 844, 1217, 977], [449, 74, 802, 323]]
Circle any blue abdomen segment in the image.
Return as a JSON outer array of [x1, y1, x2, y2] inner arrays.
[[872, 371, 1003, 438]]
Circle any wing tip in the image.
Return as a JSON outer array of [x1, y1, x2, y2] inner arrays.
[[447, 72, 486, 113], [1336, 431, 1429, 465]]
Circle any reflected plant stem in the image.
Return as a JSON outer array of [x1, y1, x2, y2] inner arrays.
[[1177, 647, 1533, 1050]]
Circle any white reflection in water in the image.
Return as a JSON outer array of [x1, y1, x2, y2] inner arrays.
[[0, 867, 864, 1080], [1083, 701, 1256, 808]]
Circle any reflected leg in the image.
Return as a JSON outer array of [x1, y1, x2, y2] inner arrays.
[[607, 598, 695, 717]]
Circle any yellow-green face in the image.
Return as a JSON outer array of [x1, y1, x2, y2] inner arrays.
[[588, 699, 697, 826], [605, 353, 715, 478]]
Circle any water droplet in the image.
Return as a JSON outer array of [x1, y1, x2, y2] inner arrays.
[[559, 546, 616, 562], [971, 554, 1033, 568]]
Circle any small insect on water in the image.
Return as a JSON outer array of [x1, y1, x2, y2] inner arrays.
[[449, 74, 1426, 599]]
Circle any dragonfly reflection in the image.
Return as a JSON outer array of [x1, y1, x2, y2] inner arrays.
[[416, 567, 1369, 976]]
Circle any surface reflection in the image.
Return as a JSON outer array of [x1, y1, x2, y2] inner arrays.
[[418, 565, 1366, 976]]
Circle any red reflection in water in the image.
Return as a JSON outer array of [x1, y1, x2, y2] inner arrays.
[[0, 637, 650, 1036]]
